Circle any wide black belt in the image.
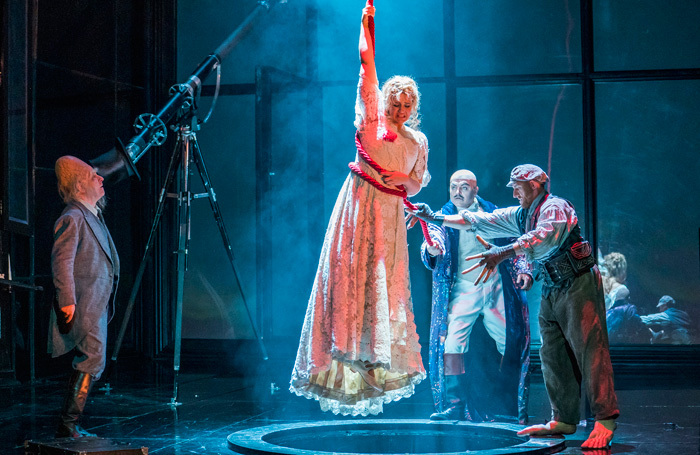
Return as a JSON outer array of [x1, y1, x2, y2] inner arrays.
[[539, 241, 595, 287]]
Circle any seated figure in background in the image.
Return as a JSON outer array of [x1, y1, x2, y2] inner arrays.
[[605, 286, 647, 344], [602, 252, 628, 311], [641, 295, 692, 345]]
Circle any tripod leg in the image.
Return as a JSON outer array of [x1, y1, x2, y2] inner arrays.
[[190, 135, 268, 360], [109, 137, 183, 376], [171, 128, 194, 404]]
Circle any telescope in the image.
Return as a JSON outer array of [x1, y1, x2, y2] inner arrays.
[[91, 0, 286, 182], [92, 0, 286, 402]]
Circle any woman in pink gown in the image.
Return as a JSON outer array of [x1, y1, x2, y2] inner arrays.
[[290, 2, 429, 416]]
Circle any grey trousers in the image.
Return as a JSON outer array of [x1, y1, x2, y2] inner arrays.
[[72, 308, 108, 379], [538, 266, 619, 424]]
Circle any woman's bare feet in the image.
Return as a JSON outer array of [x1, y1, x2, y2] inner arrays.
[[516, 420, 577, 437], [581, 419, 616, 449]]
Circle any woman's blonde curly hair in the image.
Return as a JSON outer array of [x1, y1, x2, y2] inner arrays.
[[604, 252, 627, 281], [381, 75, 421, 129]]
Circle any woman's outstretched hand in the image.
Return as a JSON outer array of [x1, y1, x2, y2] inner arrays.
[[362, 3, 376, 27], [359, 0, 378, 83]]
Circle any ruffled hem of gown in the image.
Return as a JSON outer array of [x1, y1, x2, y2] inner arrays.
[[290, 369, 425, 417]]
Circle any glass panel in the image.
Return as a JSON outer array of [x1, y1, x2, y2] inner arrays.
[[37, 1, 115, 79], [457, 84, 584, 342], [321, 85, 356, 219], [183, 95, 258, 339], [455, 0, 582, 76], [317, 0, 444, 82], [593, 0, 700, 71], [596, 80, 700, 345], [178, 0, 309, 84], [267, 87, 312, 338], [6, 0, 29, 226]]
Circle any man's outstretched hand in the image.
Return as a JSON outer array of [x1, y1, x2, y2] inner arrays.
[[462, 235, 516, 284], [406, 203, 445, 226]]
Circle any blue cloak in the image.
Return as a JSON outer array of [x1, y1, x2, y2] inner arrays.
[[420, 197, 531, 423]]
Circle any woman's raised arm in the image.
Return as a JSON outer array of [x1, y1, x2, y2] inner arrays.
[[359, 2, 378, 86]]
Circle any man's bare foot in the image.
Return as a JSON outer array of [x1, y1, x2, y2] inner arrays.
[[581, 419, 616, 449], [516, 420, 577, 437]]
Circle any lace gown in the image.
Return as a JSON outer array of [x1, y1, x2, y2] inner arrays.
[[289, 74, 429, 416]]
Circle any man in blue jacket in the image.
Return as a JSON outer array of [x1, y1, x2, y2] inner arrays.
[[50, 156, 120, 438], [420, 169, 532, 423]]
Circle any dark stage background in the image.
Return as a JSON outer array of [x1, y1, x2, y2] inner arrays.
[[1, 0, 699, 383]]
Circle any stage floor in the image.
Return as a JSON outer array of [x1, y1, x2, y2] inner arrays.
[[2, 362, 698, 455]]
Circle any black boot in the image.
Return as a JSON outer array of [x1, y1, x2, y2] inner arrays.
[[430, 374, 466, 420], [56, 371, 96, 438]]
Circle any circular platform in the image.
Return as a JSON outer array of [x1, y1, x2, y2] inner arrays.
[[227, 419, 566, 455]]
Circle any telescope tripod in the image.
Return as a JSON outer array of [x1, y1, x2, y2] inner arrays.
[[109, 118, 267, 405]]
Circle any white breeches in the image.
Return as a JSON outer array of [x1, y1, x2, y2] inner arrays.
[[444, 274, 507, 355]]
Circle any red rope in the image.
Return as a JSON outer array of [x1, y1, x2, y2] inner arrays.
[[349, 132, 434, 247], [368, 0, 375, 56]]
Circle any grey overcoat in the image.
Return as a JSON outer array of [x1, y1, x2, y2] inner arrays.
[[49, 202, 119, 363]]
